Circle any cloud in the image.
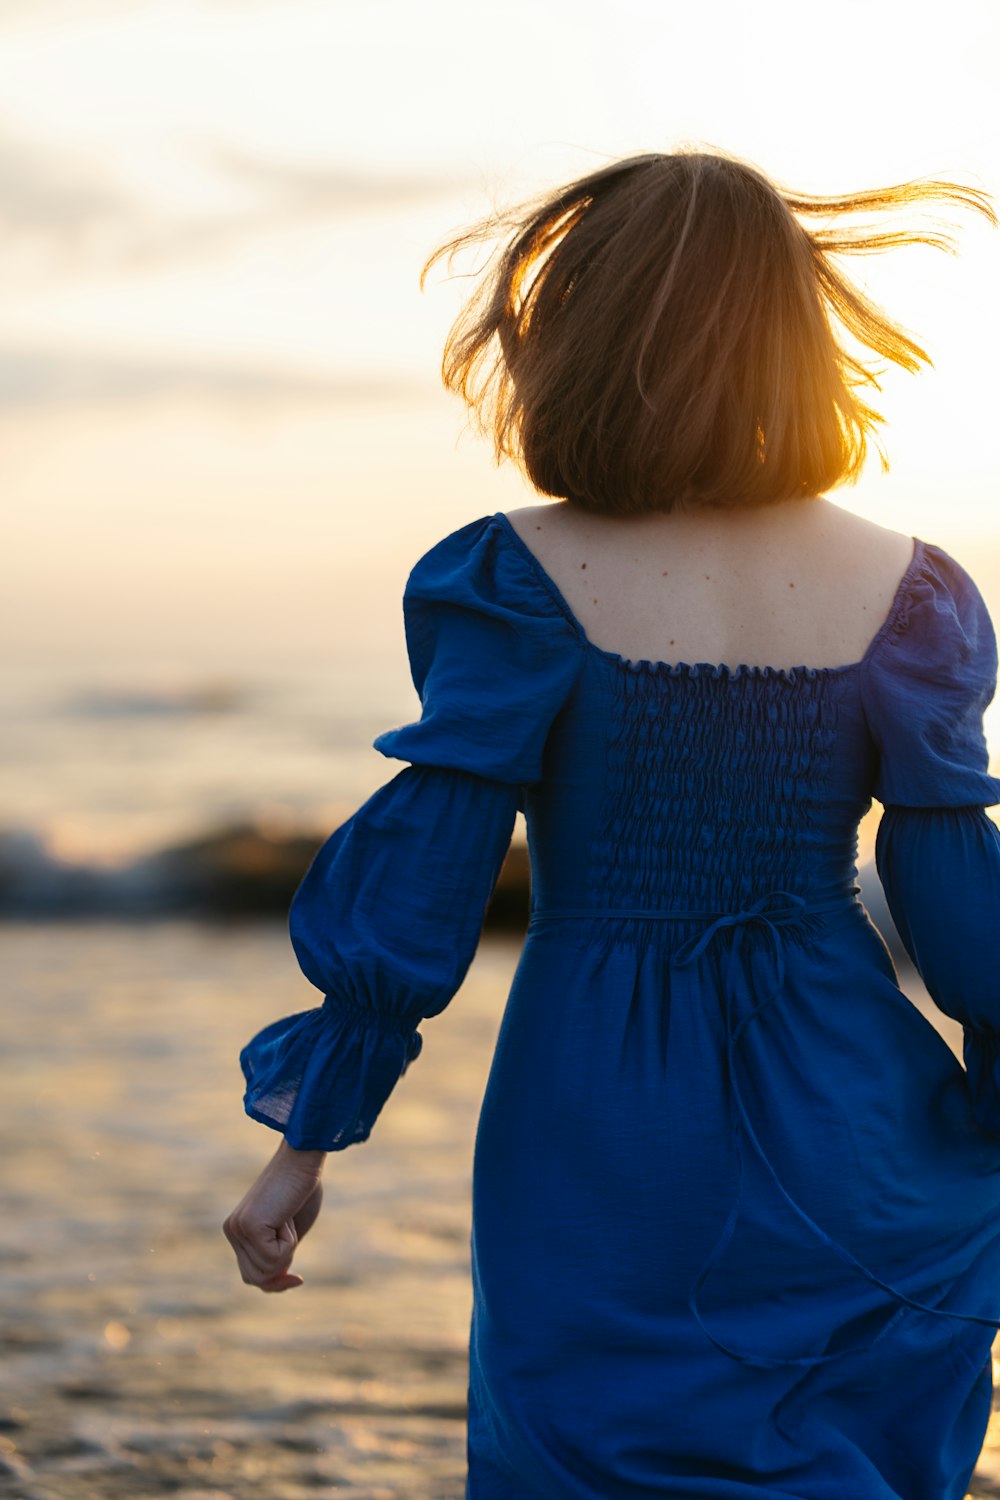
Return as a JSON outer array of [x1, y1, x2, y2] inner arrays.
[[0, 128, 133, 241], [0, 348, 428, 409], [207, 145, 464, 216], [0, 122, 469, 280], [78, 150, 467, 272]]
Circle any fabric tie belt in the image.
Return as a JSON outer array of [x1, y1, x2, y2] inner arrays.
[[529, 888, 1000, 1370]]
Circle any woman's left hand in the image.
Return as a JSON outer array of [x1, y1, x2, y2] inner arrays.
[[223, 1138, 326, 1292]]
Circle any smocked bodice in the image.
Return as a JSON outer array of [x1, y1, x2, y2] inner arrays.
[[525, 658, 875, 916]]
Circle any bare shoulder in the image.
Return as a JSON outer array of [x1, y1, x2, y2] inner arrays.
[[812, 506, 918, 626], [827, 507, 912, 546], [500, 501, 617, 563], [501, 503, 568, 542], [497, 504, 573, 579]]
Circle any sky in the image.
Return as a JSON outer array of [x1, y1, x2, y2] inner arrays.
[[1, 0, 998, 674]]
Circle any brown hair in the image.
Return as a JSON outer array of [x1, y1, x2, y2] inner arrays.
[[422, 148, 995, 515]]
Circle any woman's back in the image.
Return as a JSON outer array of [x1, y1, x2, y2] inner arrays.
[[503, 496, 916, 673]]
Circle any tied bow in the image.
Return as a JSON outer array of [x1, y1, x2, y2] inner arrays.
[[672, 887, 806, 983]]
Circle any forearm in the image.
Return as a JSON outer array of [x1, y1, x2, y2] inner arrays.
[[277, 1137, 327, 1172]]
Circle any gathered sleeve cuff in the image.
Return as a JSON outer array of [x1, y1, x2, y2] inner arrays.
[[963, 1025, 1000, 1139], [240, 992, 424, 1152], [240, 765, 520, 1150]]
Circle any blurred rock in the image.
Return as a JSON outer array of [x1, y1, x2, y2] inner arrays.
[[0, 820, 534, 926]]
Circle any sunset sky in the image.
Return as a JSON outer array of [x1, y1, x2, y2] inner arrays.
[[1, 0, 998, 675]]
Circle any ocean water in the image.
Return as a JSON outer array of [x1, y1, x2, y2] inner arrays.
[[0, 659, 414, 912]]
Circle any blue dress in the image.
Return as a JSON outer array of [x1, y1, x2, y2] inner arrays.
[[240, 511, 1000, 1500]]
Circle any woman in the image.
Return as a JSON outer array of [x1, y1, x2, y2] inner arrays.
[[224, 148, 1000, 1498]]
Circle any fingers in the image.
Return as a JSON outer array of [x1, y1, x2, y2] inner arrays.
[[258, 1270, 305, 1293], [223, 1214, 302, 1291], [224, 1154, 326, 1292]]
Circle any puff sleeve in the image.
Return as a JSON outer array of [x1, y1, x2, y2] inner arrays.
[[862, 541, 1000, 1133], [239, 515, 583, 1151], [371, 515, 583, 784], [861, 541, 1000, 810]]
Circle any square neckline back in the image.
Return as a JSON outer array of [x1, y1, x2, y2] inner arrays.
[[490, 509, 925, 684]]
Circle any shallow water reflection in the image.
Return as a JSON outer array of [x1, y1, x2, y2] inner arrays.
[[0, 920, 525, 1499]]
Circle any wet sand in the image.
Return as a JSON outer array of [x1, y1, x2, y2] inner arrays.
[[2, 920, 1000, 1499]]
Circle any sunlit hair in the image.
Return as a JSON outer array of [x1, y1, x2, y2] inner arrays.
[[421, 148, 995, 515]]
